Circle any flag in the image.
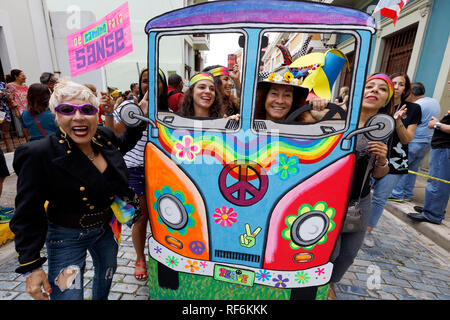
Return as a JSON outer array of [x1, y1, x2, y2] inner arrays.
[[373, 0, 410, 25]]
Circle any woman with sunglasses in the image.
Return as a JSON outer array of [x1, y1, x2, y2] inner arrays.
[[10, 79, 148, 300]]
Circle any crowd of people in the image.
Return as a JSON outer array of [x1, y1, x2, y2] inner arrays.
[[0, 62, 448, 301]]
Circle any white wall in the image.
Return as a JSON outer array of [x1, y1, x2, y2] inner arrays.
[[0, 0, 53, 84], [45, 0, 185, 92]]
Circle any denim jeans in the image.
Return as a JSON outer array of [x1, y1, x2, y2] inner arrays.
[[422, 148, 450, 224], [391, 142, 431, 199], [46, 221, 118, 300], [369, 173, 403, 228]]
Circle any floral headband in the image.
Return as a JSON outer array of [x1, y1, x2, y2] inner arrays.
[[208, 67, 229, 77], [366, 73, 394, 103], [264, 70, 302, 86], [189, 73, 215, 88]]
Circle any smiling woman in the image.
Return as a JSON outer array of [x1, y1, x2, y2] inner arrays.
[[10, 79, 148, 300], [178, 73, 224, 118]]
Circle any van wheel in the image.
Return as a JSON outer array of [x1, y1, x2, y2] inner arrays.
[[157, 262, 179, 290], [290, 286, 318, 300]]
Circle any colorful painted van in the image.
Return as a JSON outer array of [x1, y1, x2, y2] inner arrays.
[[124, 0, 391, 300]]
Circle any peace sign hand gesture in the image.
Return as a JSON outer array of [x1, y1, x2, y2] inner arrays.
[[239, 224, 261, 248]]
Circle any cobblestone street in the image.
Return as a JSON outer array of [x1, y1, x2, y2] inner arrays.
[[1, 202, 449, 300]]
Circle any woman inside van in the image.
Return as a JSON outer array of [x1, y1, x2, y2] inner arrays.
[[202, 65, 241, 117], [178, 73, 224, 118]]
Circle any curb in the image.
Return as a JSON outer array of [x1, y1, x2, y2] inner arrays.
[[385, 201, 450, 252]]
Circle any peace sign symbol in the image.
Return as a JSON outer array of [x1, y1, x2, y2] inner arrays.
[[219, 161, 268, 206], [189, 241, 205, 255]]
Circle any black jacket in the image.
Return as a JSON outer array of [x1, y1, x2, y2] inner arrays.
[[10, 125, 145, 274]]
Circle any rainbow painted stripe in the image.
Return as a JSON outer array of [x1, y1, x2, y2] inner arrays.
[[157, 124, 342, 170]]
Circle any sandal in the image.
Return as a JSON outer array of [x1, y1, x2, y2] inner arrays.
[[134, 259, 148, 281]]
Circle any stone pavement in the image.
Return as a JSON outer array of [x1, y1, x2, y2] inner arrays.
[[0, 152, 449, 300]]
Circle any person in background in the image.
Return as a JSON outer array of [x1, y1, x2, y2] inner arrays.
[[167, 73, 184, 113], [0, 79, 14, 152], [6, 69, 29, 140], [407, 82, 450, 225], [129, 83, 139, 102], [334, 86, 349, 111], [10, 79, 148, 300], [0, 144, 14, 220], [21, 83, 57, 141], [389, 82, 441, 202], [39, 72, 58, 93], [365, 72, 421, 248]]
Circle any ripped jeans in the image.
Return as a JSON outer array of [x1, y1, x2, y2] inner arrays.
[[46, 221, 118, 300]]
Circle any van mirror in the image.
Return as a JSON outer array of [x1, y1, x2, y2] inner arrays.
[[341, 114, 394, 150]]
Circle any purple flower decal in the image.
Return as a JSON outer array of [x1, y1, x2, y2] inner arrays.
[[272, 274, 289, 288]]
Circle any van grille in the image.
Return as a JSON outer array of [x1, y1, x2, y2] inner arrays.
[[214, 250, 261, 263]]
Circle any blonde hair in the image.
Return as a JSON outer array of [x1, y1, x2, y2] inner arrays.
[[49, 79, 99, 113]]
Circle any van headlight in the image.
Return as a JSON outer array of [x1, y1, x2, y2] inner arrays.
[[291, 211, 329, 247], [157, 194, 188, 230]]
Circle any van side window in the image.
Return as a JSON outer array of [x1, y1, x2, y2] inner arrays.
[[156, 32, 245, 131], [254, 31, 355, 137]]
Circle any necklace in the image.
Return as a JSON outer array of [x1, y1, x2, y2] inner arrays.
[[87, 152, 96, 161]]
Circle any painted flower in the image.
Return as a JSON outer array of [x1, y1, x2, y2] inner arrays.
[[283, 71, 294, 83], [165, 256, 179, 268], [273, 274, 289, 288], [256, 270, 272, 283], [267, 73, 277, 82], [213, 206, 237, 227], [315, 268, 325, 276], [282, 201, 336, 251], [271, 154, 300, 181], [185, 260, 199, 273], [295, 271, 310, 285], [153, 186, 195, 235], [154, 246, 162, 254], [199, 261, 208, 269], [174, 136, 201, 162]]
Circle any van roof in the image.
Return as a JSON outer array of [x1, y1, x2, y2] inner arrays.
[[145, 0, 376, 33]]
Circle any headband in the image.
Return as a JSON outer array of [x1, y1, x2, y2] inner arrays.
[[189, 73, 215, 88], [366, 73, 394, 103], [158, 68, 166, 82], [208, 66, 229, 77]]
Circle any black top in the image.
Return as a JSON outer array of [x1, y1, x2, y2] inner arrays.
[[349, 135, 375, 200], [388, 101, 422, 174], [10, 125, 145, 274], [431, 112, 450, 149]]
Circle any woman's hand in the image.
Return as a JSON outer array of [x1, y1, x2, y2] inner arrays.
[[368, 141, 388, 165], [428, 116, 439, 129], [138, 91, 148, 117], [26, 268, 51, 300], [394, 104, 407, 120], [229, 64, 240, 83], [310, 98, 330, 120], [224, 113, 240, 121], [99, 92, 115, 114]]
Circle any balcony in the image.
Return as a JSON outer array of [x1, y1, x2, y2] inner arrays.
[[192, 33, 210, 51]]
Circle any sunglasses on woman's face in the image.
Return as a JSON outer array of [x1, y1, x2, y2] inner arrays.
[[55, 103, 98, 116]]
